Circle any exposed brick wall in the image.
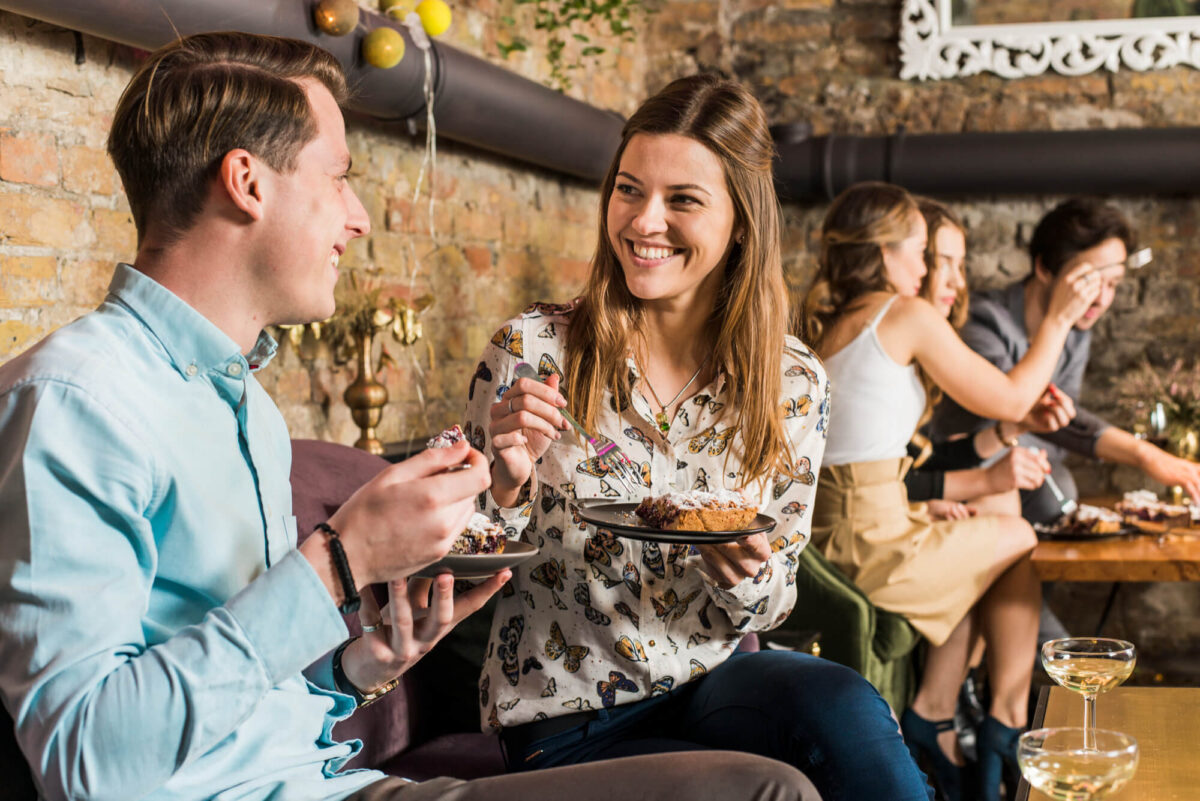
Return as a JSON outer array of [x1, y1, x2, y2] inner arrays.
[[2, 1, 1198, 664], [0, 4, 645, 447]]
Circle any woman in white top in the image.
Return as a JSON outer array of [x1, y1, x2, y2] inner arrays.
[[802, 182, 1098, 801]]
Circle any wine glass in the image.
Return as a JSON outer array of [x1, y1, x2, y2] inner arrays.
[[1147, 401, 1169, 450], [1041, 638, 1136, 747], [1018, 727, 1138, 800]]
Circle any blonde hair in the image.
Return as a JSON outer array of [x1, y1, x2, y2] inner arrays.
[[108, 32, 348, 246], [912, 196, 968, 446], [564, 73, 790, 484], [917, 197, 968, 330], [802, 181, 920, 349]]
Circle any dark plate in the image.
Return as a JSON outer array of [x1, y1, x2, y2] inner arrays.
[[575, 501, 777, 545], [413, 540, 539, 579], [1033, 522, 1140, 541]]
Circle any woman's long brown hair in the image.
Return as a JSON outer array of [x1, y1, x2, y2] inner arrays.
[[801, 181, 920, 350], [564, 73, 790, 484]]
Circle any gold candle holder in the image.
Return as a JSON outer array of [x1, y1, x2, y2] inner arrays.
[[276, 271, 433, 453]]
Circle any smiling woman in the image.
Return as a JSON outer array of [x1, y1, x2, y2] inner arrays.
[[460, 75, 936, 801]]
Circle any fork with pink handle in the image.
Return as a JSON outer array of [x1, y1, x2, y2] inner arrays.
[[513, 361, 641, 494]]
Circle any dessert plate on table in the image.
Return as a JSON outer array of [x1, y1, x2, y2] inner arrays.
[[413, 541, 539, 579], [1032, 520, 1139, 541], [1032, 504, 1138, 541], [576, 501, 776, 545]]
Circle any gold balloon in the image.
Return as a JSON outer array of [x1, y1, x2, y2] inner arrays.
[[362, 26, 406, 69], [314, 0, 360, 36]]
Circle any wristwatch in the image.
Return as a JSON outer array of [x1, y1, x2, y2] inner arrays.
[[331, 637, 401, 708]]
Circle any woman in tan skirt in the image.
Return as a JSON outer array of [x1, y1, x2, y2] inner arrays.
[[801, 182, 1097, 801]]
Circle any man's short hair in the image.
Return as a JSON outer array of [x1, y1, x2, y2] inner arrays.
[[107, 32, 348, 246], [1029, 197, 1136, 277]]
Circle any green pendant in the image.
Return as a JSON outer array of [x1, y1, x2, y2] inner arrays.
[[656, 410, 671, 434]]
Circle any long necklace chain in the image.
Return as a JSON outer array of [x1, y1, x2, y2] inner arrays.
[[638, 356, 709, 435]]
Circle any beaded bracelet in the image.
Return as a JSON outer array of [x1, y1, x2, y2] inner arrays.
[[314, 521, 360, 615]]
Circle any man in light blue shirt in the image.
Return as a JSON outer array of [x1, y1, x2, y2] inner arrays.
[[0, 31, 815, 801]]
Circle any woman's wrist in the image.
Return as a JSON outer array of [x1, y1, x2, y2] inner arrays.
[[489, 463, 532, 509], [995, 421, 1021, 448]]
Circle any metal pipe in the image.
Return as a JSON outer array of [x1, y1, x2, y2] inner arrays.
[[0, 0, 623, 182], [773, 125, 1200, 201]]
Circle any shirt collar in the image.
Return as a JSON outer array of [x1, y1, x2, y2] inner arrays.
[[106, 263, 278, 380]]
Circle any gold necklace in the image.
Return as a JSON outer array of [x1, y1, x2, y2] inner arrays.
[[638, 356, 709, 434]]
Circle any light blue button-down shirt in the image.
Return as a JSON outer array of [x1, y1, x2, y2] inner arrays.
[[0, 264, 382, 800]]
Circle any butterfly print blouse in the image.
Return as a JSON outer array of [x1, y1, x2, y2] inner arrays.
[[464, 302, 830, 731]]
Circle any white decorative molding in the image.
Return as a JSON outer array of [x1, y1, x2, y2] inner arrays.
[[900, 0, 1200, 81]]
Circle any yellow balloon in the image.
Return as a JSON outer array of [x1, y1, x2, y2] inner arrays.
[[362, 27, 406, 69], [416, 0, 452, 36]]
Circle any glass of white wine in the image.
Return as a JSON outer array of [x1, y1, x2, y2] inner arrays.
[[1018, 727, 1138, 801], [1041, 638, 1136, 747]]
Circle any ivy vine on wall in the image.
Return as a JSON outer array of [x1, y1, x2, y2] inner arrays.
[[497, 0, 653, 91]]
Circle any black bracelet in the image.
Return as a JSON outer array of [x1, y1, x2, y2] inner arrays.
[[315, 521, 360, 614]]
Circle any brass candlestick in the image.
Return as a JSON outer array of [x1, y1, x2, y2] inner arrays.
[[344, 328, 389, 454], [277, 270, 434, 453]]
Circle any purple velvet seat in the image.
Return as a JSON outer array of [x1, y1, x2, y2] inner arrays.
[[290, 438, 506, 779]]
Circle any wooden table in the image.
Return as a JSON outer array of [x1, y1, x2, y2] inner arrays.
[[1017, 686, 1200, 800], [1031, 496, 1200, 582], [1031, 532, 1200, 581]]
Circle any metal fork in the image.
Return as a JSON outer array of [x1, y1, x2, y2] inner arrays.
[[513, 362, 640, 494]]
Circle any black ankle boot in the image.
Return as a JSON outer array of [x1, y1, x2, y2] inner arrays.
[[901, 708, 966, 801], [976, 716, 1021, 801]]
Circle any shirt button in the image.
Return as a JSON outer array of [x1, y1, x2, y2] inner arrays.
[[185, 364, 198, 377], [648, 640, 656, 647], [228, 363, 243, 376]]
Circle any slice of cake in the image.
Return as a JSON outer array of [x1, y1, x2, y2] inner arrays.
[[635, 489, 758, 532], [1060, 504, 1124, 536], [427, 424, 466, 449], [451, 513, 507, 555], [1115, 490, 1191, 526]]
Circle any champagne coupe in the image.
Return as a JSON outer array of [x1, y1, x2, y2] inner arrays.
[[1041, 638, 1136, 747], [1018, 727, 1138, 801]]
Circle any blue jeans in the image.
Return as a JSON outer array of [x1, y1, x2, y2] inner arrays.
[[501, 651, 934, 801]]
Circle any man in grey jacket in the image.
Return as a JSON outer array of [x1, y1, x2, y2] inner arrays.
[[932, 197, 1200, 524]]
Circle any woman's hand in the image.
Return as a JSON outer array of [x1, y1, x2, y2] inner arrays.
[[488, 373, 570, 506], [986, 446, 1051, 494], [1045, 261, 1103, 329], [340, 569, 512, 694], [1022, 384, 1076, 433], [696, 534, 772, 589], [926, 499, 976, 521]]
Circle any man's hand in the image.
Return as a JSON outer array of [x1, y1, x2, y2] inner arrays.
[[301, 442, 490, 600], [340, 569, 511, 694], [986, 446, 1050, 494], [1139, 445, 1200, 503], [697, 533, 772, 589], [927, 499, 976, 521]]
